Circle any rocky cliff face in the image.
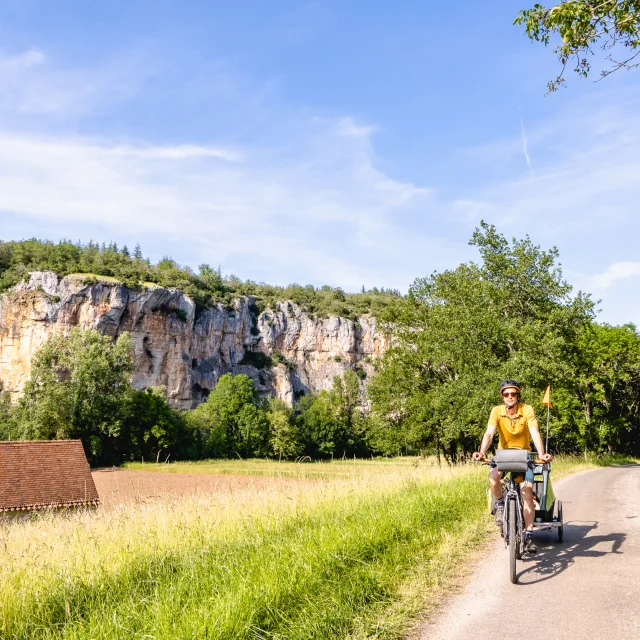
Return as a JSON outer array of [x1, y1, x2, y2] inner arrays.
[[0, 272, 388, 408]]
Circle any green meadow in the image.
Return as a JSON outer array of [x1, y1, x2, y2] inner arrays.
[[123, 456, 431, 479]]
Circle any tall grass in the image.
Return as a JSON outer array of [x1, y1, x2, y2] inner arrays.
[[1, 465, 486, 639], [123, 456, 435, 480], [0, 456, 622, 639]]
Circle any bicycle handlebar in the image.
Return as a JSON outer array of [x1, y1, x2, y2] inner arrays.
[[473, 456, 547, 465]]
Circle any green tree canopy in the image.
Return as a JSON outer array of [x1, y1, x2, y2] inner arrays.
[[369, 222, 596, 461], [297, 371, 367, 458], [561, 322, 640, 452], [186, 373, 270, 458], [267, 399, 302, 460], [14, 328, 134, 462], [118, 386, 193, 463], [0, 382, 13, 441]]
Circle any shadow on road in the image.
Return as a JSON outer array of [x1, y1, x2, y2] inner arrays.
[[516, 521, 625, 585]]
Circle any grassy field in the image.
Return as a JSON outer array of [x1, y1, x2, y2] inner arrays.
[[123, 456, 435, 479], [124, 452, 635, 480], [0, 456, 631, 639]]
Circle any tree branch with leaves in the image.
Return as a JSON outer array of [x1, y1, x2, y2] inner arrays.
[[515, 1, 640, 91]]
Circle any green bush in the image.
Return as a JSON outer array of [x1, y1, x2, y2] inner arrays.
[[355, 365, 367, 380], [238, 351, 273, 369], [272, 349, 293, 369]]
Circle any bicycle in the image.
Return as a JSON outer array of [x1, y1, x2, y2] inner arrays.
[[479, 450, 563, 584]]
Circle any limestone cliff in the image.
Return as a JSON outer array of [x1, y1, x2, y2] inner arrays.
[[0, 272, 388, 408]]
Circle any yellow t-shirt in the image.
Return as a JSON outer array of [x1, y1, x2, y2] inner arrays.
[[488, 403, 538, 451]]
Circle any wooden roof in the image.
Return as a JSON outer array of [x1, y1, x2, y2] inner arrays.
[[0, 440, 99, 512]]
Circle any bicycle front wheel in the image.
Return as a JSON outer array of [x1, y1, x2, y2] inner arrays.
[[508, 499, 518, 584]]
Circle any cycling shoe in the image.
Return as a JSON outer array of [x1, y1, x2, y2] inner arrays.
[[524, 533, 538, 554]]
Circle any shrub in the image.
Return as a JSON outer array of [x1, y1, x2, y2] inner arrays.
[[355, 365, 367, 380], [239, 351, 273, 369]]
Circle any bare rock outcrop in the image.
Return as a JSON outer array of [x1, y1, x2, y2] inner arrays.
[[0, 273, 388, 408]]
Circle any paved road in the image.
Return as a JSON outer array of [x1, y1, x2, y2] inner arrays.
[[419, 465, 640, 640]]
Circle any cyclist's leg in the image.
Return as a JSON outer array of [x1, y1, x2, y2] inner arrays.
[[489, 466, 503, 500], [522, 466, 536, 530]]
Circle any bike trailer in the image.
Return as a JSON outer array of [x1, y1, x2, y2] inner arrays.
[[532, 462, 557, 524], [492, 450, 563, 536]]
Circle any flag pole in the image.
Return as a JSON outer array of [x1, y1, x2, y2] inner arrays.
[[545, 403, 550, 454], [542, 384, 551, 455]]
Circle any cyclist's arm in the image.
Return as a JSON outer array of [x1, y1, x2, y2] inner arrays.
[[478, 425, 497, 458], [529, 425, 546, 458], [524, 405, 551, 459]]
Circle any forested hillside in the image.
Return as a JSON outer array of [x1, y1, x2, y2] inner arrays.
[[0, 239, 400, 319], [1, 224, 639, 464]]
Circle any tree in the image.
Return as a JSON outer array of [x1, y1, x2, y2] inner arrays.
[[564, 323, 640, 452], [297, 392, 340, 457], [14, 328, 134, 463], [332, 370, 364, 440], [369, 223, 595, 461], [198, 264, 224, 291], [515, 1, 640, 91], [118, 386, 192, 463], [267, 399, 301, 460], [297, 371, 367, 458], [0, 382, 14, 440], [186, 373, 269, 458]]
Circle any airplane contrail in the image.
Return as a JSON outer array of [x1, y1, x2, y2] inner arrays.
[[520, 116, 533, 178]]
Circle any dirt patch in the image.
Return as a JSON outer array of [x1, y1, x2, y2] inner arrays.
[[92, 468, 311, 508]]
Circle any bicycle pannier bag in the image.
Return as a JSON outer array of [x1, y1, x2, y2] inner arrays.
[[494, 449, 529, 473]]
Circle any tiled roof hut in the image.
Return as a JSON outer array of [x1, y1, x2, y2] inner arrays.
[[0, 440, 99, 512]]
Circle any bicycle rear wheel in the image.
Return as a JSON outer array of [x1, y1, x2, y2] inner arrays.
[[509, 499, 518, 584]]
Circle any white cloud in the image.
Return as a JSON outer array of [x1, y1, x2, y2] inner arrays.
[[586, 262, 640, 293], [334, 117, 378, 138], [0, 48, 453, 293], [4, 45, 638, 324], [0, 48, 146, 118], [109, 144, 243, 162], [0, 116, 441, 289], [0, 49, 46, 71]]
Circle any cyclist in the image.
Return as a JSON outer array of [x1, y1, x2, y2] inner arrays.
[[472, 380, 552, 554]]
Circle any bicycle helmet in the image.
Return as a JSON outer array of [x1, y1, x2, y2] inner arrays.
[[499, 380, 520, 395]]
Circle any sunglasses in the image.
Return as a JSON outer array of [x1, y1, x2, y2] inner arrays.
[[502, 391, 518, 398]]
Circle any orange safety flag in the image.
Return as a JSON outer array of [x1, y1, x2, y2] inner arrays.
[[542, 385, 552, 408]]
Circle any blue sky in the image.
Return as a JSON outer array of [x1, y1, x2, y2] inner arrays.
[[1, 1, 639, 325]]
